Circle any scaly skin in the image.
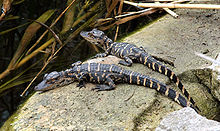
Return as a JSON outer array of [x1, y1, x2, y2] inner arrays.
[[35, 61, 199, 112], [80, 28, 199, 112]]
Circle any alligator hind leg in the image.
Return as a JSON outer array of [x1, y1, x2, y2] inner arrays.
[[92, 76, 116, 91], [119, 56, 133, 66], [92, 84, 113, 91]]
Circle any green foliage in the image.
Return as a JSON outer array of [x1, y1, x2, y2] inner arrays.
[[0, 0, 105, 95]]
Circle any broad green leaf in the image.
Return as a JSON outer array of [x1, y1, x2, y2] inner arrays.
[[61, 0, 77, 34]]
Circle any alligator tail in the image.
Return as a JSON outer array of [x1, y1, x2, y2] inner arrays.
[[140, 53, 200, 112], [126, 72, 198, 111]]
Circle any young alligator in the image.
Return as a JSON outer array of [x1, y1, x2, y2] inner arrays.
[[80, 29, 199, 111], [35, 61, 198, 112]]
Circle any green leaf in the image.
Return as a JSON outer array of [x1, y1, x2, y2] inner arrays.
[[0, 22, 30, 35], [0, 58, 44, 93]]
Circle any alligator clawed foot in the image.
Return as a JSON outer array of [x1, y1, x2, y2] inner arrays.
[[91, 87, 102, 92], [76, 81, 86, 89]]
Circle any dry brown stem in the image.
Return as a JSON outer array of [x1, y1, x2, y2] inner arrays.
[[124, 1, 220, 9], [155, 2, 179, 18]]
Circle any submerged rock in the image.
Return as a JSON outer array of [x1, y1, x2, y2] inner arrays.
[[156, 107, 220, 131]]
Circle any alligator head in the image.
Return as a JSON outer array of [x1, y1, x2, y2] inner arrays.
[[80, 28, 113, 50], [35, 71, 75, 91]]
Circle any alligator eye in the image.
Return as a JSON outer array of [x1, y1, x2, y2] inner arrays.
[[88, 32, 93, 37], [96, 41, 100, 45]]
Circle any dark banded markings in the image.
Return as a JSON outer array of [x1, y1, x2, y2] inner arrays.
[[156, 83, 160, 91], [137, 75, 140, 85], [165, 68, 168, 76], [108, 41, 114, 49], [88, 63, 91, 72], [96, 75, 100, 83], [129, 46, 133, 53], [165, 87, 169, 96], [144, 56, 149, 65], [139, 55, 143, 63], [97, 63, 101, 72], [174, 92, 180, 104], [152, 62, 155, 70], [101, 73, 105, 78], [148, 63, 151, 68], [119, 69, 123, 75], [120, 44, 129, 57], [77, 66, 80, 73], [109, 65, 113, 72], [188, 95, 191, 102], [180, 85, 186, 95], [175, 78, 180, 86], [170, 71, 174, 80], [150, 80, 153, 88], [126, 49, 129, 54], [94, 73, 97, 76], [143, 78, 147, 86], [115, 48, 121, 56], [187, 101, 191, 107], [89, 73, 93, 81], [129, 72, 133, 83], [158, 65, 162, 73], [105, 38, 111, 48]]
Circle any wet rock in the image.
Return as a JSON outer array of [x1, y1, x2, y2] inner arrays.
[[156, 107, 220, 131]]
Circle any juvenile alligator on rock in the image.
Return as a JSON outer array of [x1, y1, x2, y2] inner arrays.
[[80, 28, 199, 111], [35, 61, 199, 112]]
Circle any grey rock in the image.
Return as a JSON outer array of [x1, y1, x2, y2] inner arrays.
[[195, 52, 220, 101], [156, 107, 220, 131], [2, 0, 220, 130]]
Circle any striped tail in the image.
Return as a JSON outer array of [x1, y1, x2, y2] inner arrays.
[[126, 72, 198, 112], [140, 53, 200, 112]]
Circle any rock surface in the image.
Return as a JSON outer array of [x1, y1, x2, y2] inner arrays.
[[156, 107, 220, 131], [2, 1, 220, 130], [195, 52, 220, 101]]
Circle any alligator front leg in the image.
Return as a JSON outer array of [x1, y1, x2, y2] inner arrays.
[[77, 80, 86, 88], [93, 47, 111, 58], [94, 52, 108, 58], [71, 61, 82, 67], [119, 56, 133, 66], [76, 71, 88, 88]]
